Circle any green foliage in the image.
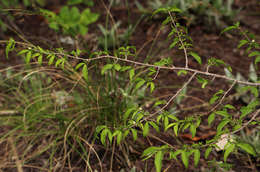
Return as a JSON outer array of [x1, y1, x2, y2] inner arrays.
[[98, 22, 134, 50], [0, 0, 46, 7], [225, 63, 259, 104], [237, 128, 260, 157], [137, 0, 237, 28], [41, 6, 99, 36]]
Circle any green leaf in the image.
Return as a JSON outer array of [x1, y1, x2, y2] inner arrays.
[[82, 64, 88, 81], [164, 122, 175, 131], [101, 64, 113, 75], [233, 124, 241, 131], [5, 38, 15, 59], [189, 52, 202, 64], [215, 110, 230, 118], [236, 143, 256, 156], [208, 113, 215, 126], [177, 69, 187, 76], [132, 111, 144, 123], [237, 39, 248, 48], [217, 120, 230, 133], [129, 68, 135, 81], [37, 55, 43, 65], [75, 62, 85, 70], [123, 107, 136, 121], [249, 86, 258, 98], [120, 66, 131, 72], [248, 51, 260, 57], [182, 122, 191, 131], [170, 38, 179, 49], [116, 131, 122, 145], [209, 90, 224, 105], [224, 143, 235, 162], [76, 48, 81, 55], [143, 122, 150, 137], [193, 149, 200, 167], [224, 104, 235, 110], [17, 49, 29, 56], [181, 151, 189, 168], [152, 7, 167, 16], [67, 0, 83, 5], [209, 95, 220, 105], [190, 124, 196, 138], [131, 128, 137, 141], [169, 150, 182, 160], [221, 25, 238, 35], [204, 147, 212, 159], [32, 52, 40, 58], [196, 76, 208, 88], [81, 8, 99, 26], [240, 100, 259, 119], [114, 63, 121, 71], [162, 16, 171, 25], [48, 55, 55, 65], [255, 56, 260, 66], [168, 7, 182, 13], [147, 82, 155, 93], [37, 46, 46, 53], [100, 129, 108, 145], [168, 114, 179, 121], [95, 125, 106, 134], [142, 146, 158, 160], [25, 51, 32, 64], [107, 130, 113, 144], [153, 100, 166, 107], [155, 151, 163, 172], [149, 121, 160, 132], [174, 124, 179, 136], [55, 59, 63, 68], [164, 117, 169, 130], [135, 79, 146, 90]]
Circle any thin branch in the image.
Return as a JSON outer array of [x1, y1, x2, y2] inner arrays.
[[79, 54, 259, 86], [168, 11, 189, 68], [208, 80, 237, 114], [153, 67, 160, 80], [146, 72, 197, 120], [110, 139, 116, 172], [9, 137, 24, 172], [0, 40, 259, 86], [232, 108, 260, 134]]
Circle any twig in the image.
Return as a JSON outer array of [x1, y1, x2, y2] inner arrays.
[[76, 135, 103, 172], [9, 137, 24, 172], [232, 108, 260, 134], [208, 80, 237, 114], [0, 110, 22, 116], [168, 12, 189, 68], [145, 72, 197, 121], [110, 139, 116, 172], [153, 67, 160, 80]]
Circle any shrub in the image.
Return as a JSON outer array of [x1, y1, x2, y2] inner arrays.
[[1, 3, 260, 172]]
